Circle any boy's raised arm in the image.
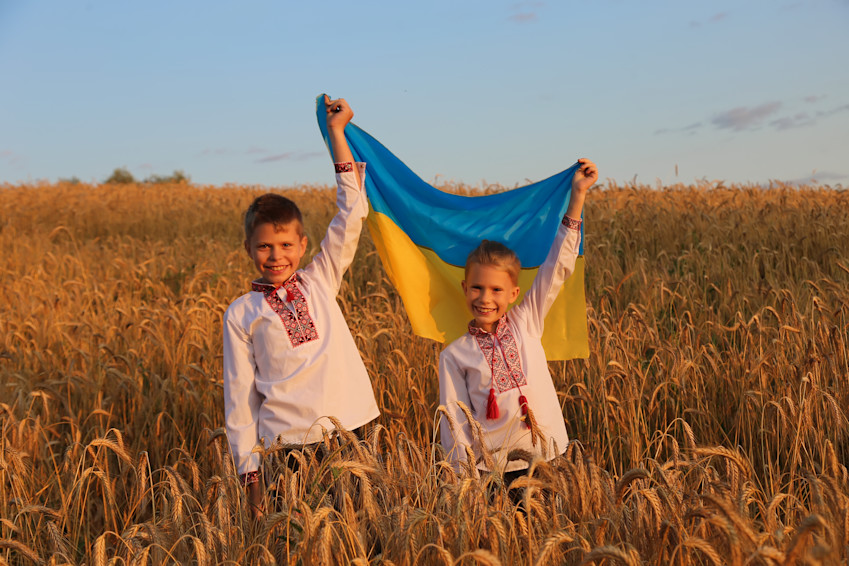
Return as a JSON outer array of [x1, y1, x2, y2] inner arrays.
[[324, 95, 360, 187], [302, 95, 369, 292]]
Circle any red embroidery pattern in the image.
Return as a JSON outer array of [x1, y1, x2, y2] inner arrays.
[[561, 215, 582, 231], [335, 162, 354, 173], [469, 316, 527, 393], [252, 275, 319, 347], [240, 470, 260, 486]]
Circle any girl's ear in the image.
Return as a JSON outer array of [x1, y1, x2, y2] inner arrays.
[[510, 285, 521, 303], [244, 239, 251, 256]]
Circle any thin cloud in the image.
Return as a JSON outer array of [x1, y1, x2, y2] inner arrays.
[[256, 152, 295, 163], [201, 148, 235, 157], [817, 103, 849, 118], [201, 147, 323, 163], [655, 122, 702, 136], [763, 101, 848, 132], [255, 151, 324, 164], [202, 147, 271, 157], [770, 112, 814, 130], [508, 1, 544, 23], [784, 170, 848, 185], [804, 94, 826, 104], [690, 12, 729, 27], [711, 101, 782, 131], [509, 12, 537, 23], [0, 149, 25, 166]]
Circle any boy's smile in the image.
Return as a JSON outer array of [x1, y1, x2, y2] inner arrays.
[[245, 221, 308, 287], [462, 263, 521, 333]]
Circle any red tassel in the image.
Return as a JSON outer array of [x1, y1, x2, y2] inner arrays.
[[286, 289, 295, 303], [486, 388, 499, 419], [519, 395, 530, 429]]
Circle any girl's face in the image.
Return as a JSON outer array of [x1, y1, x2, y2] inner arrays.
[[461, 263, 520, 333]]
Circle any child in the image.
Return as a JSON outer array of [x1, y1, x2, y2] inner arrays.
[[438, 158, 597, 479], [223, 96, 380, 516]]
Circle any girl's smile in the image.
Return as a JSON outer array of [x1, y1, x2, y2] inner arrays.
[[462, 263, 520, 333]]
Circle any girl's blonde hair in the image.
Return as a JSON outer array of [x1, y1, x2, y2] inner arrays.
[[464, 240, 521, 285]]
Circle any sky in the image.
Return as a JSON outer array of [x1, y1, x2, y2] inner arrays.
[[1, 1, 848, 189]]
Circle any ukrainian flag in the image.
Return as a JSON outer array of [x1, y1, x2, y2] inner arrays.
[[316, 95, 588, 360]]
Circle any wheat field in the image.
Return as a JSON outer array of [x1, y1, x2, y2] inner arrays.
[[1, 179, 847, 565]]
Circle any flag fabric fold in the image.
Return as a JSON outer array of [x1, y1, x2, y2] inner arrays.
[[316, 94, 588, 360]]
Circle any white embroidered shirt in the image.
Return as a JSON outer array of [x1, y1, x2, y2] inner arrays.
[[438, 220, 581, 473], [223, 163, 379, 475]]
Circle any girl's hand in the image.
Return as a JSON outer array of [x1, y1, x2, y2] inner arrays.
[[325, 95, 354, 131], [247, 480, 265, 520], [572, 158, 598, 193]]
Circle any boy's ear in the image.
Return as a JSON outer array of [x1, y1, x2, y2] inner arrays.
[[243, 239, 251, 256], [461, 280, 467, 294]]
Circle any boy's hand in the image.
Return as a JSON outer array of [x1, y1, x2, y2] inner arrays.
[[325, 95, 354, 131], [324, 94, 358, 181], [572, 158, 598, 193]]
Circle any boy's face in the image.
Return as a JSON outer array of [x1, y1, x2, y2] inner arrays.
[[461, 263, 520, 333], [244, 221, 308, 287]]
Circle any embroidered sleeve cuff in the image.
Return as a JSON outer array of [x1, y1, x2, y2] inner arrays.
[[561, 215, 582, 231], [334, 162, 354, 173], [240, 470, 261, 487]]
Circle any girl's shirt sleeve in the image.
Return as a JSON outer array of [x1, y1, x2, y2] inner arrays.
[[512, 218, 582, 337], [303, 163, 369, 292], [438, 347, 476, 473], [222, 308, 263, 475]]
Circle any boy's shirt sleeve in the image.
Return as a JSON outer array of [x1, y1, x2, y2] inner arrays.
[[222, 308, 263, 475], [438, 347, 475, 473], [513, 219, 582, 337], [303, 163, 369, 292]]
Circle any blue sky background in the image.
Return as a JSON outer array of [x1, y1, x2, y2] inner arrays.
[[2, 1, 847, 188]]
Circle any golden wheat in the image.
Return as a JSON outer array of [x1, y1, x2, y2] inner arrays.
[[1, 180, 847, 564]]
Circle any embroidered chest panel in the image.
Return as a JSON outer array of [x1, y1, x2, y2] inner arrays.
[[254, 278, 319, 347], [471, 320, 527, 393]]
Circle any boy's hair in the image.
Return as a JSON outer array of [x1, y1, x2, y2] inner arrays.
[[465, 240, 521, 285], [243, 193, 304, 239]]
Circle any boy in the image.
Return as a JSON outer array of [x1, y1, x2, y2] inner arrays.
[[438, 158, 597, 478], [223, 96, 379, 516]]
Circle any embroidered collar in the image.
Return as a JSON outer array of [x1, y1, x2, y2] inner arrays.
[[251, 273, 301, 295], [252, 273, 318, 347], [468, 314, 508, 338], [469, 315, 527, 394], [469, 312, 531, 426]]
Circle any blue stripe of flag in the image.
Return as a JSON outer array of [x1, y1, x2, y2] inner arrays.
[[316, 94, 582, 266]]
